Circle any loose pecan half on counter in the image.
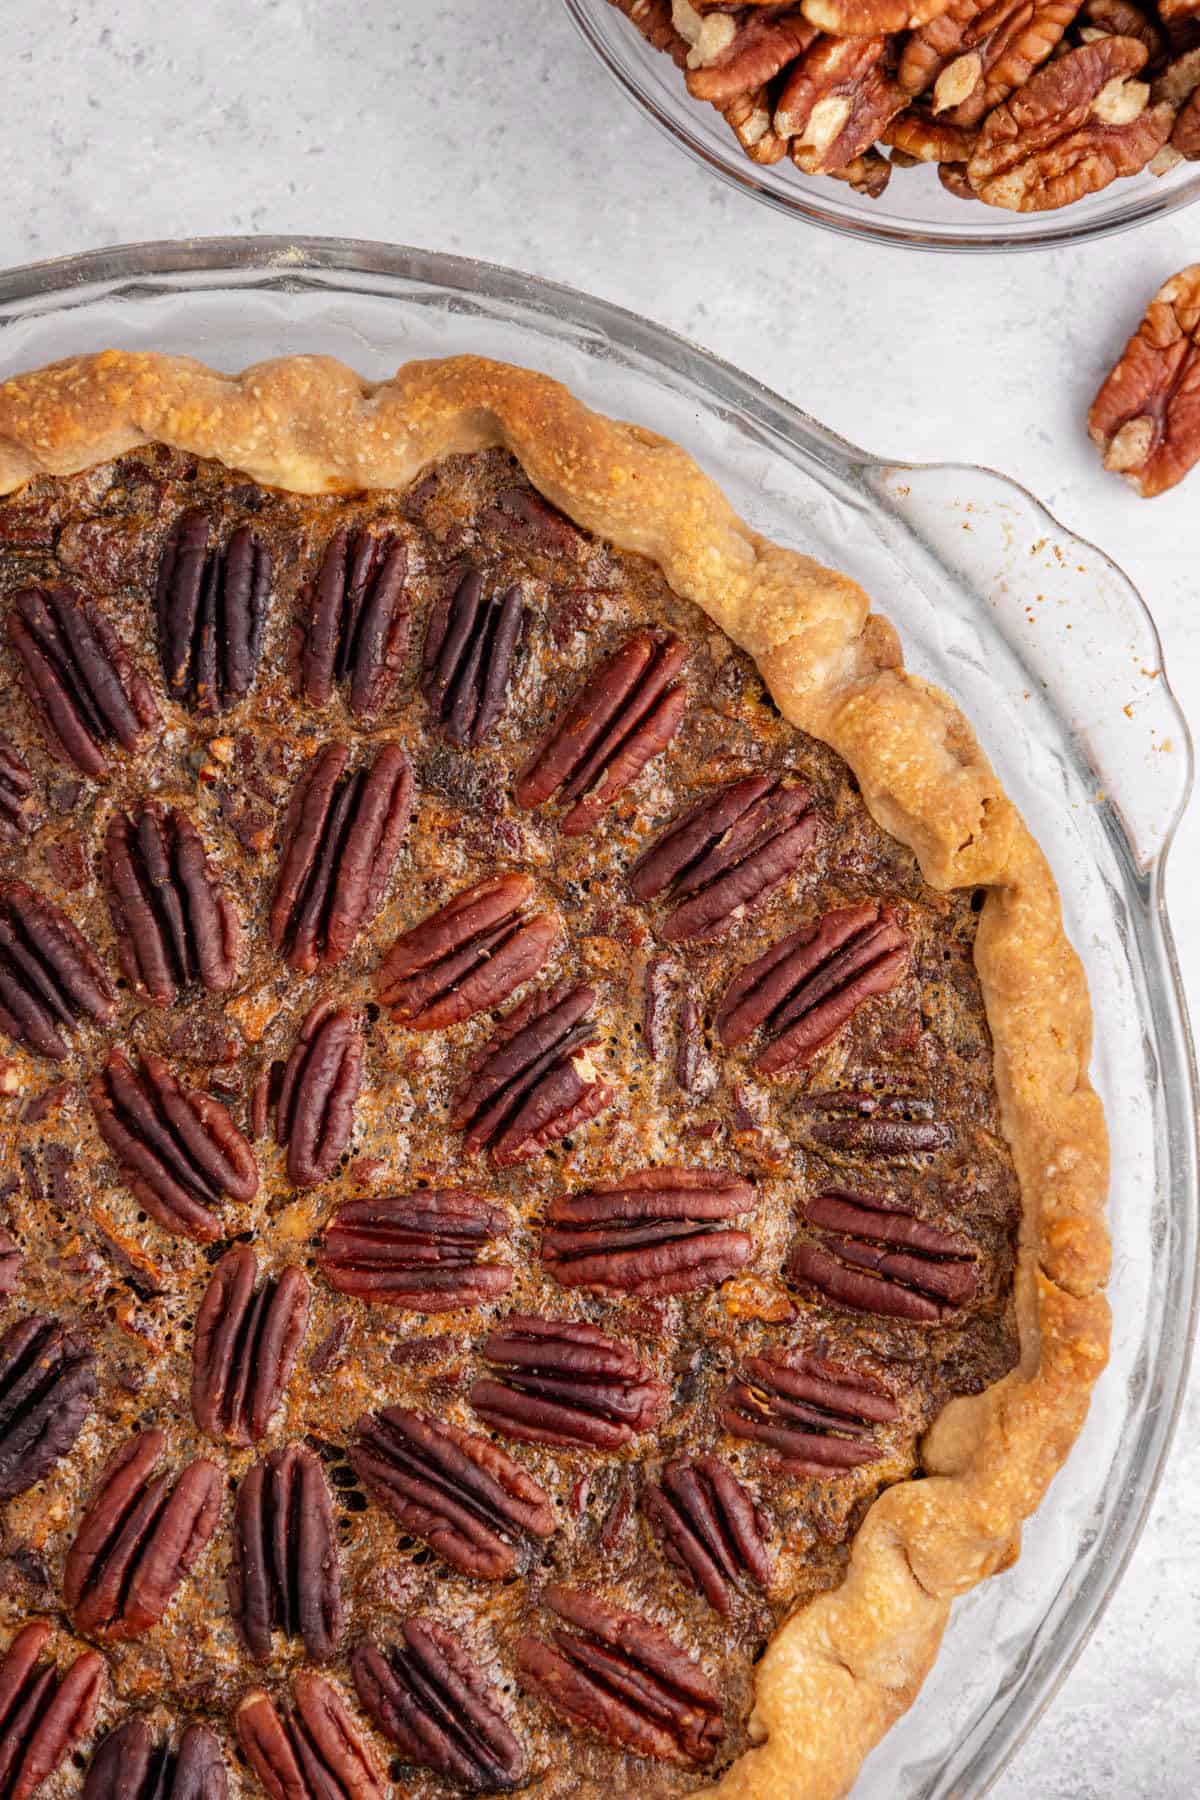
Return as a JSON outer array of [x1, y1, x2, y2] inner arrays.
[[1090, 263, 1200, 495]]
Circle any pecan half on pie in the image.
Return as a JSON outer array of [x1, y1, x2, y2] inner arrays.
[[0, 353, 1108, 1800]]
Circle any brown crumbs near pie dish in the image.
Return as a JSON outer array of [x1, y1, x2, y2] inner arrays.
[[0, 350, 1110, 1800]]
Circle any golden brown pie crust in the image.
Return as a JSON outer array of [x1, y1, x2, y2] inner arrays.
[[0, 349, 1110, 1800]]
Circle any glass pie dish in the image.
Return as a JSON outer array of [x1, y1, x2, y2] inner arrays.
[[0, 236, 1194, 1795], [563, 0, 1200, 251]]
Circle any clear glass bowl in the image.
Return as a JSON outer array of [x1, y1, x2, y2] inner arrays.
[[564, 0, 1200, 251], [0, 237, 1194, 1794]]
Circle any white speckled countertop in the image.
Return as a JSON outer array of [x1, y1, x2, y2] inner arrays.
[[2, 1, 1197, 1793]]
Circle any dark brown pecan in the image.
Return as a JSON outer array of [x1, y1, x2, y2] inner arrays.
[[517, 1586, 723, 1766], [0, 1232, 20, 1298], [1089, 264, 1200, 497], [192, 1245, 310, 1445], [269, 740, 413, 972], [787, 1189, 979, 1321], [420, 569, 527, 747], [795, 1089, 953, 1155], [273, 1000, 364, 1188], [685, 9, 818, 104], [0, 1315, 96, 1499], [229, 1444, 344, 1663], [899, 0, 1078, 125], [720, 1350, 899, 1474], [102, 802, 241, 1004], [514, 632, 688, 835], [542, 1167, 755, 1297], [0, 881, 115, 1061], [0, 739, 34, 843], [155, 510, 271, 715], [5, 586, 159, 779], [642, 1456, 772, 1615], [352, 1620, 524, 1791], [318, 1188, 513, 1312], [484, 485, 587, 557], [89, 1049, 258, 1242], [629, 775, 818, 943], [449, 981, 613, 1165], [376, 875, 561, 1029], [236, 1674, 384, 1800], [471, 1316, 669, 1450], [83, 1716, 228, 1800], [0, 1622, 105, 1800], [295, 526, 409, 718], [64, 1430, 222, 1640], [716, 902, 909, 1072], [350, 1406, 554, 1579]]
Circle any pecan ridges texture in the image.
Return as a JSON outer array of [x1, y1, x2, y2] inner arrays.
[[450, 980, 612, 1165], [90, 1049, 258, 1243], [6, 585, 159, 779], [717, 901, 908, 1071], [517, 1586, 723, 1766], [269, 740, 413, 973], [350, 1406, 554, 1580], [64, 1430, 222, 1640], [376, 874, 560, 1029], [542, 1166, 755, 1297], [629, 774, 818, 942], [273, 1000, 364, 1188], [229, 1444, 344, 1663], [192, 1246, 310, 1445], [421, 568, 526, 746], [0, 739, 34, 843], [642, 1456, 772, 1615], [788, 1190, 978, 1321], [515, 631, 688, 834], [720, 1350, 900, 1474], [102, 802, 241, 1004], [296, 527, 409, 718], [155, 510, 271, 715], [0, 1314, 96, 1501], [352, 1620, 525, 1791], [796, 1090, 952, 1155], [0, 1622, 105, 1800], [83, 1716, 228, 1800], [471, 1316, 669, 1451], [236, 1674, 384, 1800], [0, 881, 115, 1061], [318, 1189, 513, 1312]]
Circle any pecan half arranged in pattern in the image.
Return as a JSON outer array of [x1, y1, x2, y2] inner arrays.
[[0, 1232, 20, 1298], [684, 9, 818, 105], [720, 1350, 900, 1474], [295, 526, 409, 718], [352, 1620, 525, 1792], [83, 1716, 228, 1800], [629, 775, 818, 943], [350, 1406, 554, 1579], [269, 740, 413, 972], [787, 1189, 979, 1321], [0, 881, 116, 1060], [642, 1456, 772, 1615], [0, 1622, 105, 1800], [155, 510, 271, 715], [89, 1049, 258, 1243], [716, 902, 909, 1073], [773, 37, 905, 176], [5, 586, 159, 779], [517, 1586, 723, 1766], [0, 739, 34, 843], [236, 1675, 384, 1800], [0, 1314, 96, 1500], [485, 485, 587, 558], [1089, 264, 1200, 498], [376, 875, 561, 1028], [272, 1000, 364, 1188], [229, 1444, 344, 1663], [64, 1430, 222, 1640], [192, 1245, 310, 1445], [796, 1089, 953, 1154], [899, 0, 1078, 126], [102, 802, 241, 1004], [471, 1316, 669, 1451], [542, 1167, 755, 1297], [967, 37, 1174, 209], [450, 981, 613, 1165], [420, 569, 527, 747], [514, 633, 688, 835], [318, 1189, 514, 1312]]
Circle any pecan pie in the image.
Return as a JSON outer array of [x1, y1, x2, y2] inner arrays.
[[0, 352, 1109, 1800]]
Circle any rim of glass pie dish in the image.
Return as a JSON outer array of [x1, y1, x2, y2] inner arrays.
[[0, 237, 1195, 1797], [562, 0, 1200, 253]]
